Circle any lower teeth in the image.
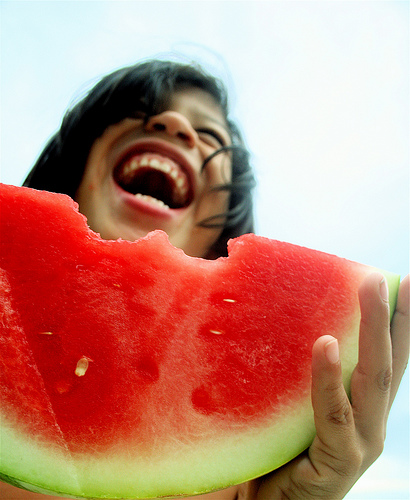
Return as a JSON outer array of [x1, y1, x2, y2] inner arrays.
[[134, 193, 170, 209]]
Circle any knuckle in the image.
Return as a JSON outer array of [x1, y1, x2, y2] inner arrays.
[[286, 475, 334, 499], [327, 447, 363, 479], [357, 428, 386, 470], [346, 448, 364, 474], [326, 396, 352, 426], [376, 366, 393, 393], [365, 433, 385, 465]]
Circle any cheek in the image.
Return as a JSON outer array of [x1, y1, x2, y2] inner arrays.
[[213, 154, 232, 185], [75, 172, 102, 224], [75, 177, 93, 207], [201, 151, 232, 196], [208, 156, 232, 209], [86, 182, 97, 192]]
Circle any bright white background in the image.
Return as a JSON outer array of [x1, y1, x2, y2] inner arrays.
[[1, 1, 409, 498]]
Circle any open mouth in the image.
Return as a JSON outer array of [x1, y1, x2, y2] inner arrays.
[[113, 152, 194, 210]]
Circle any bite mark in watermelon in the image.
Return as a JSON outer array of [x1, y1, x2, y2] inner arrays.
[[0, 183, 400, 499]]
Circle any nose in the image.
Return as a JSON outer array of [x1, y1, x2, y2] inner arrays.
[[144, 111, 197, 148]]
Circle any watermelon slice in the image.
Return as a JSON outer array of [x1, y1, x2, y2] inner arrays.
[[0, 183, 399, 499]]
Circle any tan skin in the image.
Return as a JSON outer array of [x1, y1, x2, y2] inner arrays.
[[2, 88, 409, 500]]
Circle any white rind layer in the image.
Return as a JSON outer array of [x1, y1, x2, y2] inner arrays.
[[1, 397, 314, 498], [0, 419, 80, 497]]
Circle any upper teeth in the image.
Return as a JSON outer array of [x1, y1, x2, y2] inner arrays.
[[122, 155, 189, 198]]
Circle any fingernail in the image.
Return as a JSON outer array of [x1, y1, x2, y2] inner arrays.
[[379, 277, 389, 303], [325, 338, 340, 365]]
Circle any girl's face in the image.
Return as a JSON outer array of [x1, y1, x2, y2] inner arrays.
[[75, 88, 232, 258]]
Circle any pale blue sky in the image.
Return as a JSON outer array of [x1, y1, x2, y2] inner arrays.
[[1, 1, 409, 498]]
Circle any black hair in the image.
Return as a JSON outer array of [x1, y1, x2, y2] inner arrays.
[[23, 59, 256, 257]]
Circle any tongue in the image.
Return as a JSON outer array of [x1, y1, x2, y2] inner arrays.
[[137, 170, 174, 205], [119, 168, 187, 209]]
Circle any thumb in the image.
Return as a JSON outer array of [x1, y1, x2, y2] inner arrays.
[[309, 335, 360, 479]]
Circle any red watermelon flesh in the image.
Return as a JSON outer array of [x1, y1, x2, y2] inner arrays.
[[0, 183, 399, 499]]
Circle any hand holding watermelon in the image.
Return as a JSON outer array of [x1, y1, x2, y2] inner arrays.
[[245, 273, 409, 500]]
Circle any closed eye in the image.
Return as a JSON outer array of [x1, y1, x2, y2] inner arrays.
[[196, 128, 227, 148]]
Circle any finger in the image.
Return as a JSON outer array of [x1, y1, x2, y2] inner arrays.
[[350, 273, 392, 442], [310, 335, 358, 475], [389, 274, 410, 407]]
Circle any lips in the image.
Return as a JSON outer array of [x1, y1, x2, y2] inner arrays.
[[113, 143, 195, 210]]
